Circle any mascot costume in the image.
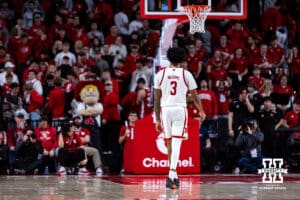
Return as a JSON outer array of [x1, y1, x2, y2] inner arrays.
[[74, 80, 103, 154]]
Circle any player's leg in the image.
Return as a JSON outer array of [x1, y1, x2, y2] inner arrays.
[[161, 108, 172, 163], [165, 138, 174, 189], [169, 138, 182, 184], [167, 139, 172, 163], [168, 107, 187, 189], [161, 107, 175, 189], [161, 107, 172, 140]]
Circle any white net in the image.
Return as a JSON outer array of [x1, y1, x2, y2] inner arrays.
[[183, 5, 211, 34]]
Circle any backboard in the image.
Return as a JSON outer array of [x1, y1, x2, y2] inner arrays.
[[140, 0, 247, 20]]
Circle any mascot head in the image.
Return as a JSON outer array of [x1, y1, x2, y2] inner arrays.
[[74, 80, 102, 105]]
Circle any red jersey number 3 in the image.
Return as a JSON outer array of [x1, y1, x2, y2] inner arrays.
[[170, 81, 177, 95]]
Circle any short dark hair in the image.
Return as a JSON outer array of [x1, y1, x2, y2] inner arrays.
[[136, 57, 145, 64], [137, 77, 146, 84], [38, 116, 48, 122], [247, 82, 256, 89], [167, 47, 186, 65], [23, 128, 34, 135], [30, 133, 37, 139], [86, 74, 97, 80], [60, 120, 74, 135], [241, 120, 250, 131], [62, 41, 70, 46], [28, 69, 37, 75], [5, 73, 13, 79], [102, 68, 111, 73], [263, 96, 272, 102], [10, 82, 19, 88], [238, 86, 247, 95], [54, 78, 62, 87], [128, 110, 138, 117]]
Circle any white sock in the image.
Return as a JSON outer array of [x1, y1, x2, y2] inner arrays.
[[168, 170, 177, 179], [169, 138, 182, 179]]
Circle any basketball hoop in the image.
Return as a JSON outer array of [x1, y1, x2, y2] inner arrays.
[[183, 5, 211, 34]]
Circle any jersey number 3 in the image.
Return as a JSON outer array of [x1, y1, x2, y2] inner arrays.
[[170, 81, 177, 95]]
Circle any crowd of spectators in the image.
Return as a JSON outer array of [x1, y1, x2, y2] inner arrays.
[[1, 0, 300, 175]]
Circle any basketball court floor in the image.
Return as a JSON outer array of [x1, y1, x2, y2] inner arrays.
[[1, 174, 300, 200]]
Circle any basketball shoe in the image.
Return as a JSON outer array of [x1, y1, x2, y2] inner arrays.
[[166, 178, 178, 189], [78, 167, 91, 175], [57, 166, 66, 176], [96, 168, 103, 177], [173, 178, 180, 188]]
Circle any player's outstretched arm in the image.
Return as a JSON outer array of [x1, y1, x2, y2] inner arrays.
[[190, 89, 206, 122]]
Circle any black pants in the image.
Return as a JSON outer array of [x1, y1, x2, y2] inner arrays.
[[12, 159, 42, 174], [57, 148, 85, 167], [201, 147, 217, 172], [224, 129, 242, 172], [39, 156, 57, 174], [101, 121, 122, 173], [262, 133, 275, 158], [101, 120, 121, 153], [83, 122, 102, 154], [0, 160, 9, 174], [229, 73, 244, 90]]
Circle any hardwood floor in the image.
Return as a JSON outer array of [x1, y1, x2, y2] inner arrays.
[[1, 174, 300, 199]]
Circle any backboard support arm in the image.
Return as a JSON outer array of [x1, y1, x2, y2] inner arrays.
[[154, 18, 180, 68]]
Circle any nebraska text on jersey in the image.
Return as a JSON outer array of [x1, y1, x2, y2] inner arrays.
[[154, 68, 197, 107]]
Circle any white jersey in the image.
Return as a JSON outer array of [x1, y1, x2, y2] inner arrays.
[[154, 67, 197, 107]]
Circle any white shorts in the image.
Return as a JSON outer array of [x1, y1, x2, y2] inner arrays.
[[161, 106, 188, 139]]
